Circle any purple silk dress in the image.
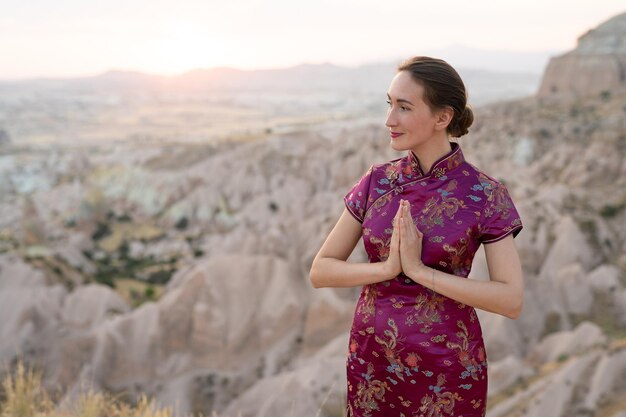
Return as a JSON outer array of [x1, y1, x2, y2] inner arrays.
[[343, 142, 523, 417]]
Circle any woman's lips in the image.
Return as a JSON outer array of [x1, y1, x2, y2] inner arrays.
[[390, 132, 403, 139]]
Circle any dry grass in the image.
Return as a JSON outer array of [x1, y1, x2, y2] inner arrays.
[[0, 361, 244, 417], [1, 360, 345, 417], [1, 361, 53, 417]]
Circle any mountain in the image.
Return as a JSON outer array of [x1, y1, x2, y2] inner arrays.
[[1, 60, 540, 99]]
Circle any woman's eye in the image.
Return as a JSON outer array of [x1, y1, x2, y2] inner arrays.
[[386, 100, 409, 111]]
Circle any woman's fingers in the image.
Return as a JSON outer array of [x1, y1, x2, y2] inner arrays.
[[404, 201, 414, 223], [397, 200, 423, 241], [400, 200, 425, 243], [392, 209, 400, 236], [395, 202, 403, 221], [402, 202, 413, 235]]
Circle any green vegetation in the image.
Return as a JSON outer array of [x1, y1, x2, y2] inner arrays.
[[175, 217, 189, 230], [87, 216, 176, 290], [91, 222, 112, 241], [115, 279, 164, 308], [539, 311, 562, 339], [599, 90, 611, 102], [537, 128, 551, 139], [147, 269, 173, 285], [22, 213, 181, 305], [599, 201, 626, 218], [87, 248, 177, 293], [0, 231, 18, 254], [569, 290, 626, 339], [576, 217, 609, 263], [117, 213, 133, 223]]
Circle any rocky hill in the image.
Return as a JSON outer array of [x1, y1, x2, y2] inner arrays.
[[1, 11, 626, 417], [1, 85, 626, 416], [539, 11, 626, 98]]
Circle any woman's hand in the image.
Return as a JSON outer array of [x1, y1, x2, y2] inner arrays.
[[399, 199, 427, 280], [382, 202, 403, 279]]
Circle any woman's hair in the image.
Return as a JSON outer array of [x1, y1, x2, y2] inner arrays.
[[397, 56, 473, 138]]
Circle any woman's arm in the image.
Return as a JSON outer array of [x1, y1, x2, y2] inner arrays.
[[407, 235, 524, 319], [309, 208, 401, 288], [397, 200, 524, 319]]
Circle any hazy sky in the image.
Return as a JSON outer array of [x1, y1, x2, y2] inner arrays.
[[1, 0, 624, 79]]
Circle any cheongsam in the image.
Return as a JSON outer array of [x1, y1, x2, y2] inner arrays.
[[343, 141, 523, 417]]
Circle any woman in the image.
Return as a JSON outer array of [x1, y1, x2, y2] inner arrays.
[[309, 56, 524, 417]]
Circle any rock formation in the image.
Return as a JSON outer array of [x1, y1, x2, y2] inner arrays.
[[539, 11, 626, 98]]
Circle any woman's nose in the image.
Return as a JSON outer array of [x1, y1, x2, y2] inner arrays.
[[385, 110, 396, 128]]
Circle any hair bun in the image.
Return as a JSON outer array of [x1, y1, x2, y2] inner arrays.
[[397, 57, 472, 138], [450, 105, 474, 138]]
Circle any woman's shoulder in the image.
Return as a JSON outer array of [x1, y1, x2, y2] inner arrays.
[[369, 153, 417, 178], [369, 155, 413, 188], [461, 159, 506, 187], [370, 155, 405, 172]]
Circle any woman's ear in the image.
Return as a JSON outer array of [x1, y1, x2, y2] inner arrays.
[[435, 107, 454, 131]]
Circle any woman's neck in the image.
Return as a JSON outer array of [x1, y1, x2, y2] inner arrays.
[[411, 137, 452, 174]]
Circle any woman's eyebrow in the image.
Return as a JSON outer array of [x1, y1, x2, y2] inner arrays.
[[386, 93, 414, 105]]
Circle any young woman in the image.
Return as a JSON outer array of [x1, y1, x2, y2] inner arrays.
[[309, 56, 524, 417]]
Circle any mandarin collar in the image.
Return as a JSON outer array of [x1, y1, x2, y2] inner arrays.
[[408, 141, 465, 178]]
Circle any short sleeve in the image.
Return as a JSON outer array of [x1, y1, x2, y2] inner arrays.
[[343, 165, 374, 224], [479, 181, 523, 244]]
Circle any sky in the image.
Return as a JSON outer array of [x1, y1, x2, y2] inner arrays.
[[1, 0, 625, 79]]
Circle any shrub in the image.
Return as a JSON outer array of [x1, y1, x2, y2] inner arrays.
[[175, 217, 189, 230], [91, 222, 112, 241], [540, 311, 562, 339], [147, 269, 173, 285]]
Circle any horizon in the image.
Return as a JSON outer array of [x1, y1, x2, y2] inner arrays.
[[0, 46, 555, 83], [2, 1, 624, 80]]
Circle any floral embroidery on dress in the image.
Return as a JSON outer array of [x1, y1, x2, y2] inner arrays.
[[418, 373, 464, 417], [356, 284, 381, 325], [369, 234, 392, 262], [343, 142, 522, 416], [442, 235, 471, 276], [365, 192, 395, 222], [375, 318, 410, 383], [419, 180, 467, 233], [446, 320, 484, 382], [383, 161, 402, 186], [354, 362, 392, 417], [405, 292, 446, 334], [479, 174, 513, 219]]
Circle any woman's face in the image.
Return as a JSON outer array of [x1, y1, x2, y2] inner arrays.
[[385, 71, 444, 152]]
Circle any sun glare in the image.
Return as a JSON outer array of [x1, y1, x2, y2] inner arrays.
[[140, 28, 232, 75]]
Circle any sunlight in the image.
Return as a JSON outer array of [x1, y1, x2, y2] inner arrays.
[[140, 26, 232, 75]]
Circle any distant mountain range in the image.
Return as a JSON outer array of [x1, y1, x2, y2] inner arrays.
[[0, 45, 556, 97], [0, 62, 542, 107]]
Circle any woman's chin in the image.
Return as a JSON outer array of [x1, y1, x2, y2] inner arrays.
[[389, 141, 406, 152]]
